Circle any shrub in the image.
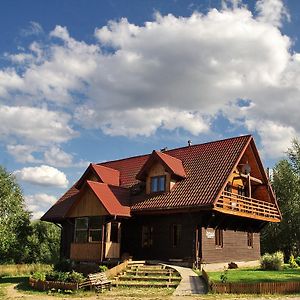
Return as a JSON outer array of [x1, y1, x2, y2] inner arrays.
[[295, 256, 300, 267], [260, 251, 284, 270], [289, 255, 298, 269], [220, 267, 228, 283], [67, 271, 85, 283], [31, 271, 46, 281], [99, 265, 108, 272], [54, 259, 72, 272], [45, 270, 85, 283]]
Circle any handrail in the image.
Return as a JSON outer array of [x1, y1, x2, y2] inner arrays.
[[216, 191, 280, 220]]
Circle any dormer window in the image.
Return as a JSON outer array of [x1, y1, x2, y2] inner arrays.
[[151, 175, 166, 193]]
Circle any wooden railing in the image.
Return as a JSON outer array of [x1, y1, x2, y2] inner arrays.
[[215, 191, 280, 222]]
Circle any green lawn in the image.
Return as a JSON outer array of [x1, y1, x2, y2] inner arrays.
[[208, 267, 300, 283]]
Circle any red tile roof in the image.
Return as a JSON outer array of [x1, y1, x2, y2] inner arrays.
[[86, 181, 130, 217], [41, 135, 252, 221], [136, 150, 186, 180]]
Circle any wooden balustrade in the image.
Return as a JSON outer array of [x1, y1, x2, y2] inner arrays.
[[215, 191, 280, 222]]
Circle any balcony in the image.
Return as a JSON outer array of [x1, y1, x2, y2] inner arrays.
[[215, 191, 281, 222]]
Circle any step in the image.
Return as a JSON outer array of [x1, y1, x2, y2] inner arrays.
[[118, 275, 181, 282], [112, 281, 178, 288], [125, 270, 174, 276], [129, 265, 164, 270]]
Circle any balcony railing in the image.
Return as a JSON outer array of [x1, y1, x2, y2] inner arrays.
[[215, 191, 280, 222]]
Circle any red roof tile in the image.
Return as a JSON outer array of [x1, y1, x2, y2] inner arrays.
[[136, 150, 186, 180], [87, 181, 130, 217], [41, 135, 253, 221]]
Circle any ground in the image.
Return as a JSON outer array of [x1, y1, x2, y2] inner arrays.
[[2, 283, 300, 300]]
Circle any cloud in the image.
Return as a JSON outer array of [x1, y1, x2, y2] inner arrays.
[[6, 144, 41, 163], [14, 165, 69, 188], [20, 21, 44, 37], [0, 105, 77, 145], [25, 193, 57, 220], [256, 0, 290, 27], [0, 1, 299, 158]]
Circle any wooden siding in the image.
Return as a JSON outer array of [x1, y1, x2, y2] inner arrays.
[[67, 189, 108, 217], [60, 220, 74, 259], [70, 243, 102, 261], [201, 228, 260, 263], [121, 213, 198, 261]]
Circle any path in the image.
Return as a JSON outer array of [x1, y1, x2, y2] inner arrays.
[[163, 264, 207, 296]]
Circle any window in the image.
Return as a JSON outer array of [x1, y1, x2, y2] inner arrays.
[[215, 229, 223, 248], [238, 185, 245, 197], [110, 222, 119, 243], [150, 175, 166, 192], [171, 224, 182, 247], [247, 232, 253, 248], [74, 217, 102, 243], [224, 182, 232, 193], [142, 225, 153, 248]]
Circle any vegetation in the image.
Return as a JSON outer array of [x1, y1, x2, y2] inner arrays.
[[0, 165, 60, 265], [0, 264, 52, 277], [261, 139, 300, 259], [260, 251, 284, 270], [208, 267, 300, 283]]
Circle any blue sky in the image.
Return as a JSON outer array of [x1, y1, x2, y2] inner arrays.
[[0, 0, 299, 219]]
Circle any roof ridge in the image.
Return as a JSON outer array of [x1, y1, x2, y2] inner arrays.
[[98, 135, 252, 165]]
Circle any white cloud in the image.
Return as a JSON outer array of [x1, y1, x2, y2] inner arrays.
[[14, 165, 69, 188], [6, 144, 40, 163], [0, 1, 299, 158], [44, 146, 73, 167], [20, 21, 44, 37], [25, 193, 57, 220], [256, 0, 290, 27], [0, 105, 77, 145]]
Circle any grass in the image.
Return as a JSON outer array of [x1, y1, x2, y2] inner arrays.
[[208, 267, 300, 283], [0, 263, 52, 277]]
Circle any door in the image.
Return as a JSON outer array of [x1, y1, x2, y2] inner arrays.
[[105, 222, 121, 258]]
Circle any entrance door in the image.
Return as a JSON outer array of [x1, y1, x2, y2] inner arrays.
[[105, 222, 121, 258]]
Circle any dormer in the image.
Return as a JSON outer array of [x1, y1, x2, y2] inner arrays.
[[75, 163, 120, 189], [136, 150, 186, 194]]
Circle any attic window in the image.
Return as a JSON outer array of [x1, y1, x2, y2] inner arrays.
[[150, 175, 166, 192]]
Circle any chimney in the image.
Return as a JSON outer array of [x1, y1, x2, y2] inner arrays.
[[188, 140, 192, 147], [160, 147, 168, 152]]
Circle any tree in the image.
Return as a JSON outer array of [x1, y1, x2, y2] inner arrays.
[[0, 166, 31, 263], [261, 139, 300, 259], [25, 220, 60, 264]]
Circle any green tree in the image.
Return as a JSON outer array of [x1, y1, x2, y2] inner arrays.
[[0, 166, 31, 263], [25, 220, 60, 264], [261, 139, 300, 258]]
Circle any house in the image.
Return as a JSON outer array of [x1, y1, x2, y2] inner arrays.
[[41, 135, 281, 266]]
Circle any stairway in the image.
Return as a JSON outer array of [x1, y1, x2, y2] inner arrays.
[[113, 261, 181, 288]]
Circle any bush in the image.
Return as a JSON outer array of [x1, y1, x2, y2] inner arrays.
[[67, 271, 85, 283], [99, 265, 108, 272], [44, 270, 85, 283], [260, 251, 284, 270], [289, 255, 298, 269], [295, 256, 300, 267], [31, 271, 46, 281]]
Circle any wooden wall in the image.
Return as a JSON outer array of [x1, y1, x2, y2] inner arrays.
[[60, 219, 74, 259], [121, 213, 200, 261], [70, 243, 102, 261], [67, 189, 108, 217], [201, 228, 260, 263]]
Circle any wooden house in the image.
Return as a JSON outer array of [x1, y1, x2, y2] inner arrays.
[[41, 135, 281, 265]]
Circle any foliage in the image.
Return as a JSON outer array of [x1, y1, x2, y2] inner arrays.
[[0, 264, 52, 277], [220, 267, 228, 283], [31, 271, 46, 281], [261, 138, 300, 259], [0, 166, 31, 263], [289, 255, 299, 269], [260, 252, 284, 271], [99, 265, 108, 272], [25, 221, 60, 264], [208, 267, 300, 283], [42, 270, 85, 283], [296, 256, 300, 267], [54, 259, 73, 272]]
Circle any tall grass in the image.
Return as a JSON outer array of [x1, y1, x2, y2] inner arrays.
[[0, 264, 53, 277]]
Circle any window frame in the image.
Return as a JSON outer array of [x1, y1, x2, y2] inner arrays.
[[150, 175, 166, 193], [247, 232, 254, 248], [215, 229, 223, 248], [74, 216, 102, 244], [171, 224, 182, 248]]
